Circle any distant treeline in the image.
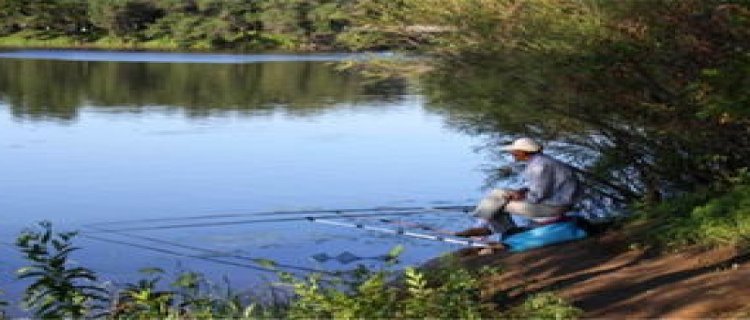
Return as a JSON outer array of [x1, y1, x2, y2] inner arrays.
[[0, 0, 414, 51]]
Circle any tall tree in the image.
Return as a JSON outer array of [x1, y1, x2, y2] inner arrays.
[[88, 0, 164, 39]]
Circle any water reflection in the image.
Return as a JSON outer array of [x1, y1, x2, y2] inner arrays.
[[0, 58, 406, 121], [0, 53, 483, 315]]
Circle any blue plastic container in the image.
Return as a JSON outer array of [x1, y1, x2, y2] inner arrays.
[[502, 221, 588, 252]]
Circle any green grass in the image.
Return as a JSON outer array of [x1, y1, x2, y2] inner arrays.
[[0, 34, 163, 51], [0, 34, 81, 48], [0, 34, 188, 51], [632, 181, 750, 250], [0, 32, 303, 52]]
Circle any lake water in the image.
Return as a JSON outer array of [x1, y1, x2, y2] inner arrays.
[[0, 50, 489, 305]]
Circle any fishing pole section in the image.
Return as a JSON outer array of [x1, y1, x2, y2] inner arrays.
[[86, 205, 475, 228], [80, 205, 486, 274], [305, 217, 490, 248], [83, 205, 475, 233]]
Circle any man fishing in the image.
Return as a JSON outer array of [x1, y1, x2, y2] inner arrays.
[[454, 137, 581, 249]]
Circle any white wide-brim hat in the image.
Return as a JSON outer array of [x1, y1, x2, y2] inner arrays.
[[500, 137, 542, 153]]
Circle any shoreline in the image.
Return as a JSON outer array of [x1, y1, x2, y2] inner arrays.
[[432, 230, 750, 318], [0, 35, 355, 55]]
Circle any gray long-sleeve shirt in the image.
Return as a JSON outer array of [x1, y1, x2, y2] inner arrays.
[[522, 153, 580, 206]]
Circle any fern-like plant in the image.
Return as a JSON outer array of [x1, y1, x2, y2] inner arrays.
[[15, 221, 108, 318], [505, 292, 582, 320], [114, 267, 176, 318]]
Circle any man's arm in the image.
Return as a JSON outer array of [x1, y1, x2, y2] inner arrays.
[[525, 162, 552, 204]]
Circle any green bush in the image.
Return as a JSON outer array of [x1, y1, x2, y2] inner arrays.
[[10, 222, 581, 319], [112, 267, 287, 319], [504, 292, 583, 320], [635, 175, 750, 249], [282, 265, 487, 319], [282, 260, 582, 320]]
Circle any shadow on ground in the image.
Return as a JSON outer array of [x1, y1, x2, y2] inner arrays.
[[445, 233, 750, 318]]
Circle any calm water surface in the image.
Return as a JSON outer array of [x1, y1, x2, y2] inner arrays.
[[0, 50, 487, 305]]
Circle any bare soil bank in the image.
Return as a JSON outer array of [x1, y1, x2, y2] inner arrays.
[[440, 232, 750, 318]]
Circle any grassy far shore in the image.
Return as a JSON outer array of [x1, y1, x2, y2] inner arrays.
[[0, 33, 306, 52], [0, 34, 189, 51], [0, 1, 380, 54]]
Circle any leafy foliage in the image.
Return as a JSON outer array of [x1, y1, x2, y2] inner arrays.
[[633, 177, 750, 250], [0, 0, 92, 38], [8, 222, 581, 318], [113, 267, 286, 319], [504, 292, 583, 320], [15, 221, 107, 318], [0, 290, 7, 319], [88, 0, 165, 40], [282, 265, 488, 319], [380, 0, 750, 210], [282, 257, 582, 319], [0, 0, 364, 50], [113, 267, 175, 318]]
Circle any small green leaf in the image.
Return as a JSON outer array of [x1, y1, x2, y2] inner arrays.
[[138, 267, 166, 275], [172, 272, 201, 289], [387, 244, 405, 259], [16, 266, 35, 276], [252, 258, 278, 269]]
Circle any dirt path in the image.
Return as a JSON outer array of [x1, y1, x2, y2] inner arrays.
[[453, 234, 750, 318]]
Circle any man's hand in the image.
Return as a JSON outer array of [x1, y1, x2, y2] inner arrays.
[[505, 189, 527, 201]]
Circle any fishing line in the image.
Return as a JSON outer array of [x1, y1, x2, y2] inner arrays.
[[81, 234, 289, 274], [86, 205, 474, 227], [86, 209, 471, 233], [83, 226, 334, 276], [80, 233, 347, 281]]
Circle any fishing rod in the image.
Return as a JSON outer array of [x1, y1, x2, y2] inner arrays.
[[305, 217, 490, 248], [87, 205, 475, 227], [86, 209, 473, 233], [376, 218, 455, 235]]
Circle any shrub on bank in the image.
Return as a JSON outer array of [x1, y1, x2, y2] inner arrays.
[[8, 222, 582, 319], [283, 266, 487, 319], [633, 170, 750, 250]]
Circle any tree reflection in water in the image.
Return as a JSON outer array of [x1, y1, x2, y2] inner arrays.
[[0, 58, 407, 121]]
